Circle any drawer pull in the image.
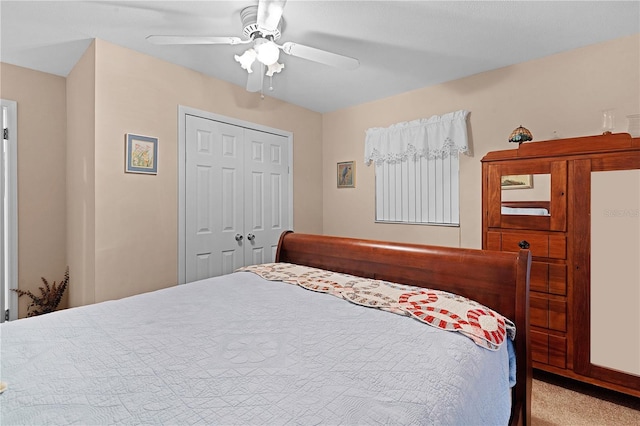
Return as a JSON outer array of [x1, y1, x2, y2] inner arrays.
[[518, 240, 530, 249]]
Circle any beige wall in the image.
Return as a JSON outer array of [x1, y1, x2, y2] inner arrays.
[[3, 39, 323, 315], [322, 34, 640, 248], [4, 33, 639, 315], [66, 42, 97, 307], [87, 39, 322, 303], [0, 63, 68, 315]]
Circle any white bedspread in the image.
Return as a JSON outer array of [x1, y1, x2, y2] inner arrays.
[[1, 270, 514, 425]]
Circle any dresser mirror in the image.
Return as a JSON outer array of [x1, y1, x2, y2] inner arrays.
[[501, 173, 551, 216], [486, 161, 566, 232]]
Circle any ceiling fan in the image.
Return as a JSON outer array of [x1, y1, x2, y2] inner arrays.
[[146, 0, 359, 93]]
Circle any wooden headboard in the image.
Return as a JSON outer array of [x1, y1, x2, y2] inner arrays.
[[276, 231, 532, 426]]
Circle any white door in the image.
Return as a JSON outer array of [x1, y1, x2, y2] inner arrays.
[[1, 103, 6, 322], [185, 115, 290, 282], [1, 99, 17, 322], [243, 128, 290, 266]]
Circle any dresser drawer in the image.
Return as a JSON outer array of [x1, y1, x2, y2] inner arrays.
[[548, 334, 567, 369], [485, 231, 502, 251], [549, 299, 567, 332], [501, 232, 566, 259], [530, 293, 567, 332], [530, 261, 567, 295], [532, 330, 567, 369], [530, 295, 549, 329], [531, 330, 549, 364], [548, 263, 567, 295]]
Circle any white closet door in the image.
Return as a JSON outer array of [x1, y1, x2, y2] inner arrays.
[[185, 115, 290, 283], [186, 115, 245, 282], [244, 129, 289, 265]]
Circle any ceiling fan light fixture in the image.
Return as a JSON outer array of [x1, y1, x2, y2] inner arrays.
[[255, 39, 280, 65], [236, 38, 281, 75], [266, 62, 284, 77], [234, 49, 257, 73], [148, 0, 360, 93]]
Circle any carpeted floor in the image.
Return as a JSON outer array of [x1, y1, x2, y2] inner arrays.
[[532, 371, 640, 425]]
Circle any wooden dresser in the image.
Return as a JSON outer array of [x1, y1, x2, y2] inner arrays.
[[482, 133, 640, 397]]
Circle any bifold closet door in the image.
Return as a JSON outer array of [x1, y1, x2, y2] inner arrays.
[[243, 128, 290, 267], [185, 115, 290, 283]]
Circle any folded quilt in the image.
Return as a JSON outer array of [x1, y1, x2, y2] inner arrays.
[[238, 263, 515, 350]]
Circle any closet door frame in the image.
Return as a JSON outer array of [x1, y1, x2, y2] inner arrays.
[[1, 99, 18, 322], [177, 105, 294, 284]]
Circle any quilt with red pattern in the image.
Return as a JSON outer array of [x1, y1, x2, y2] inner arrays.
[[239, 262, 515, 350]]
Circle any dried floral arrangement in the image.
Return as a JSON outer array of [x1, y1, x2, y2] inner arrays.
[[12, 267, 69, 317]]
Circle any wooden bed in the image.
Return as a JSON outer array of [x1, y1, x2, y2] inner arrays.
[[276, 231, 532, 426], [1, 231, 531, 425]]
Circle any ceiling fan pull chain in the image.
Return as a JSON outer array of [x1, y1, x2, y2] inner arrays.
[[269, 75, 274, 91]]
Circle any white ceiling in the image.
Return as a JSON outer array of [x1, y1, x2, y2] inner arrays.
[[1, 1, 639, 113]]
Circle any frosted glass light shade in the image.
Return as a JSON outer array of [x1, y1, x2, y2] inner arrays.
[[234, 49, 257, 73], [255, 41, 280, 65]]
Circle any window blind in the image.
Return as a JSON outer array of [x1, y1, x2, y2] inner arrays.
[[365, 110, 469, 226]]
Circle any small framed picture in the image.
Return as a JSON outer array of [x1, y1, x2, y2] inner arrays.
[[337, 161, 355, 188], [125, 134, 158, 174], [501, 174, 532, 189]]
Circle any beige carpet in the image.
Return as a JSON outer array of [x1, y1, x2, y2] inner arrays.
[[532, 372, 640, 425]]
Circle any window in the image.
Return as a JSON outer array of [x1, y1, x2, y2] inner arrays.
[[1, 99, 18, 322], [365, 110, 470, 226]]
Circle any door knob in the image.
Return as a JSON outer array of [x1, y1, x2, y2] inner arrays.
[[235, 234, 243, 242], [518, 240, 530, 249], [247, 233, 255, 241]]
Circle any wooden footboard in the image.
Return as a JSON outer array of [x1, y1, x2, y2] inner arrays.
[[276, 231, 532, 426]]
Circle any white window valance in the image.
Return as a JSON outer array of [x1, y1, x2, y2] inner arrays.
[[364, 110, 470, 165]]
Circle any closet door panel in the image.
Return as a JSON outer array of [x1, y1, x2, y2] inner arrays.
[[244, 129, 290, 265], [186, 116, 245, 281]]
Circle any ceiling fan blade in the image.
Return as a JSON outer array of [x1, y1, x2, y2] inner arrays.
[[281, 42, 359, 70], [246, 62, 265, 92], [257, 0, 287, 34], [146, 35, 247, 45]]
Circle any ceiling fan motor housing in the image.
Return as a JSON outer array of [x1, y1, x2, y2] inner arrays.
[[240, 5, 281, 41]]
